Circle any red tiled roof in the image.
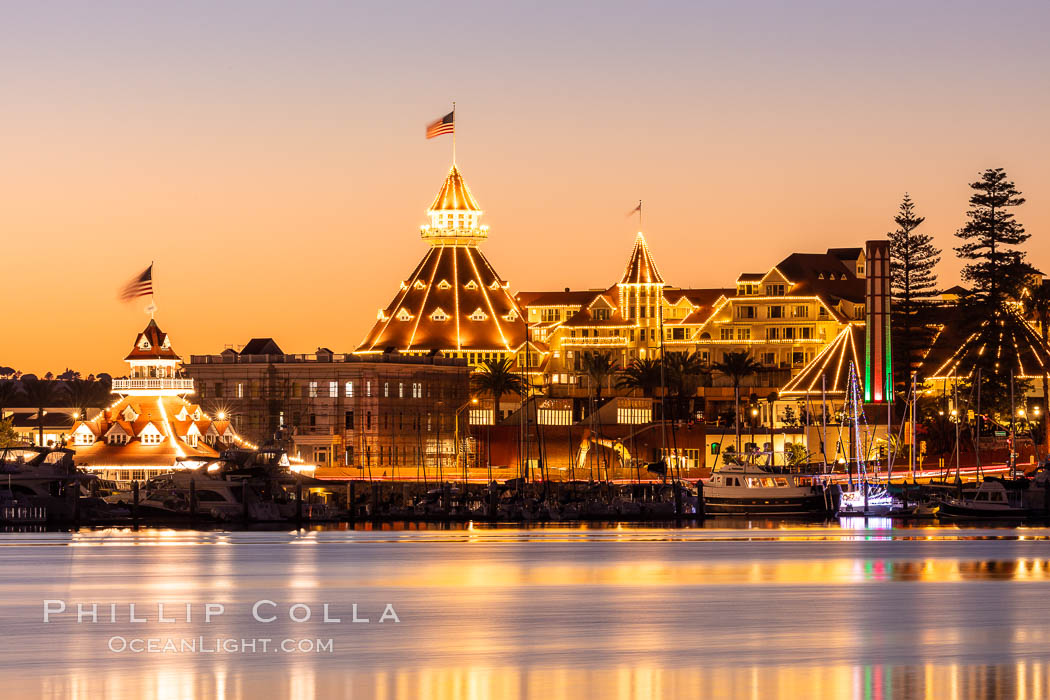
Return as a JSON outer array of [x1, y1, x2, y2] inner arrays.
[[124, 319, 180, 361]]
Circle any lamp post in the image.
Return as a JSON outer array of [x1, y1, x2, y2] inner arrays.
[[750, 407, 759, 464], [454, 397, 479, 486]]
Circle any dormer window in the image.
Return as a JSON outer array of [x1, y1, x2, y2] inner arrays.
[[108, 434, 127, 446], [469, 308, 488, 321], [437, 280, 451, 290], [377, 309, 388, 321], [489, 280, 501, 290], [74, 430, 95, 446], [138, 336, 151, 350], [122, 405, 138, 422], [414, 280, 426, 290], [397, 308, 413, 321], [192, 408, 201, 421], [464, 280, 478, 291], [817, 273, 825, 280], [431, 308, 449, 321], [503, 310, 519, 322], [161, 335, 171, 349], [140, 432, 163, 445]]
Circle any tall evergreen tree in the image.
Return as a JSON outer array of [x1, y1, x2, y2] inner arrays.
[[955, 168, 1035, 306], [888, 194, 940, 397], [954, 168, 1036, 416]]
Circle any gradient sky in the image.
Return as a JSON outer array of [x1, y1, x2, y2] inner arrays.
[[4, 0, 1050, 376]]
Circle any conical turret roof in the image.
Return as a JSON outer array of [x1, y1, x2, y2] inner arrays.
[[619, 232, 664, 285], [429, 165, 481, 212], [124, 319, 180, 361]]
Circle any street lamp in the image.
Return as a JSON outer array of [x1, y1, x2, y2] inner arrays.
[[750, 407, 759, 461], [454, 397, 480, 485]]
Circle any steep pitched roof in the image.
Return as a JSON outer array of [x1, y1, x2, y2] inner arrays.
[[240, 338, 284, 355], [921, 308, 1050, 380], [780, 325, 866, 396], [429, 165, 481, 212], [124, 319, 180, 361], [619, 232, 664, 285], [516, 289, 604, 307], [774, 253, 865, 304], [356, 245, 525, 352]]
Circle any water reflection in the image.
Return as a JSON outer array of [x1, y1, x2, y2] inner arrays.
[[26, 662, 1050, 699], [3, 527, 1050, 699]]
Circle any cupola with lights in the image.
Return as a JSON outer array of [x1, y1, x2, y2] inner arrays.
[[356, 161, 526, 361]]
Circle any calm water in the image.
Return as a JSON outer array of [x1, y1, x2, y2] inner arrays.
[[2, 520, 1050, 699]]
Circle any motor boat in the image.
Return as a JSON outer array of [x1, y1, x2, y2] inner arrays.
[[938, 479, 1032, 519], [703, 463, 836, 515]]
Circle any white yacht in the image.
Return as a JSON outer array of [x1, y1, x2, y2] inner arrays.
[[704, 463, 835, 515]]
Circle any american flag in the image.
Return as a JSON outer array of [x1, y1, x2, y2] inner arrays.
[[118, 264, 153, 302], [425, 110, 455, 139]]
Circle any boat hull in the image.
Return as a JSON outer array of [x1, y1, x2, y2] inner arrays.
[[937, 502, 1032, 519], [704, 493, 833, 516]]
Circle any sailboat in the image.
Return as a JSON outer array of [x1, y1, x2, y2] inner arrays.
[[836, 362, 901, 516]]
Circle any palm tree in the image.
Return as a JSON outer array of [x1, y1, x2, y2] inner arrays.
[[666, 351, 707, 420], [471, 358, 524, 406], [19, 376, 68, 447], [617, 358, 662, 398], [1025, 282, 1050, 453], [580, 352, 619, 403], [65, 377, 110, 421], [712, 351, 763, 451], [0, 379, 24, 417], [471, 358, 524, 479]]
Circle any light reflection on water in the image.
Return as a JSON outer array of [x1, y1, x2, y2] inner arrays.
[[2, 526, 1049, 699]]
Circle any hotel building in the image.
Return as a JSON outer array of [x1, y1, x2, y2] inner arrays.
[[68, 319, 237, 482]]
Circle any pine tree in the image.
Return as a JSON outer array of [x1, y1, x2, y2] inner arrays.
[[954, 168, 1036, 416], [955, 168, 1035, 306], [888, 194, 940, 396]]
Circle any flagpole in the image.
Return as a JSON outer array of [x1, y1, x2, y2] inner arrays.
[[148, 261, 156, 319], [452, 102, 456, 165], [638, 200, 643, 230]]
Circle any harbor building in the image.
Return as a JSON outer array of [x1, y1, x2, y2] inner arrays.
[[68, 319, 238, 482], [516, 236, 867, 422], [184, 341, 471, 478]]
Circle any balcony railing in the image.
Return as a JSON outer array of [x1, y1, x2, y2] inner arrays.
[[112, 378, 195, 392]]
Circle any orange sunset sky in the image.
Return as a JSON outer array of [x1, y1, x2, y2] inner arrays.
[[3, 1, 1050, 376]]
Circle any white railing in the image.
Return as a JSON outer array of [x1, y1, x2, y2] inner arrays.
[[112, 378, 195, 391]]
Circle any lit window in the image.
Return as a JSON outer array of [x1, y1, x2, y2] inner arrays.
[[465, 280, 478, 291], [469, 308, 488, 321], [431, 308, 449, 321], [384, 382, 389, 398], [366, 381, 372, 397], [329, 381, 338, 398], [399, 382, 404, 398], [397, 308, 413, 321], [309, 381, 318, 398], [438, 280, 451, 290], [345, 381, 354, 397]]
